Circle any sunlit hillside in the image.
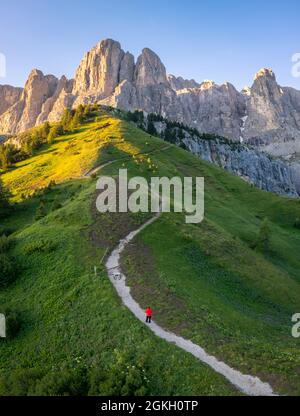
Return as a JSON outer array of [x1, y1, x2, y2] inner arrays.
[[0, 108, 300, 395]]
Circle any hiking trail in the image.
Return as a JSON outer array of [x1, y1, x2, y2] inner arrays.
[[87, 145, 276, 396]]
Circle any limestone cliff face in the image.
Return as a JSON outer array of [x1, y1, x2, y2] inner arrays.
[[0, 85, 23, 116], [134, 48, 168, 86], [99, 44, 180, 119], [73, 39, 125, 98], [184, 136, 298, 197], [151, 120, 298, 197], [241, 69, 300, 192], [175, 81, 246, 141], [0, 69, 60, 133], [37, 76, 74, 124], [119, 52, 135, 83], [167, 75, 199, 90], [243, 69, 300, 145]]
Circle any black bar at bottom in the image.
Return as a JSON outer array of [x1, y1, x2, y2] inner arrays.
[[0, 396, 297, 415]]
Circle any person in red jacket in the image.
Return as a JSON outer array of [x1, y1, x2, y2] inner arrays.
[[145, 307, 153, 323]]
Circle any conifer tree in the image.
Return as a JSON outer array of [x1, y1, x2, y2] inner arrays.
[[61, 108, 74, 131], [0, 177, 10, 218], [255, 217, 272, 252], [35, 200, 47, 220]]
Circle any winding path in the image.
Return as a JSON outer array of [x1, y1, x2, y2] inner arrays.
[[88, 145, 276, 396], [84, 144, 172, 177]]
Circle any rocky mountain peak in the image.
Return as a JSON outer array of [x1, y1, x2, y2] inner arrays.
[[119, 52, 135, 83], [199, 80, 215, 91], [1, 37, 300, 191], [1, 37, 300, 193], [254, 68, 275, 81], [241, 86, 251, 96], [23, 69, 58, 95], [167, 75, 199, 90], [249, 68, 283, 108], [73, 38, 125, 97], [0, 69, 59, 133], [0, 85, 23, 116]]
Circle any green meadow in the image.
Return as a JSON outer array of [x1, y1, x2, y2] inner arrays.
[[0, 109, 299, 395]]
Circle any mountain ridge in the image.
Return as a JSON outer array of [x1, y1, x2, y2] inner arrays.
[[1, 38, 300, 190]]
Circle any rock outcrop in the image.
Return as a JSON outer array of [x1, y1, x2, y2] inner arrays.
[[0, 69, 61, 133], [167, 75, 199, 90], [175, 81, 246, 141], [0, 85, 23, 116], [73, 39, 125, 99], [243, 69, 300, 145], [184, 136, 298, 198], [151, 119, 298, 197], [134, 48, 168, 86], [1, 38, 300, 194]]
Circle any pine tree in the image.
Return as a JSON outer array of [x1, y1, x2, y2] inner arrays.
[[83, 104, 92, 118], [255, 217, 271, 252], [35, 200, 47, 220], [294, 218, 300, 229], [147, 120, 157, 136], [51, 197, 62, 211], [47, 124, 64, 143], [40, 121, 51, 140], [0, 177, 10, 218], [61, 108, 74, 131], [0, 144, 16, 170], [69, 106, 85, 130]]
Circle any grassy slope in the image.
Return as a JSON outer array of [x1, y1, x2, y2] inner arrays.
[[119, 148, 300, 395], [1, 109, 300, 395], [0, 112, 238, 396]]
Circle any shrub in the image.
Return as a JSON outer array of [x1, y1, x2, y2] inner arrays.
[[146, 121, 157, 136], [0, 143, 20, 169], [34, 368, 88, 396], [61, 108, 74, 131], [0, 177, 10, 219], [83, 104, 92, 118], [3, 309, 22, 339], [253, 217, 272, 252], [40, 122, 51, 140], [0, 254, 16, 287], [51, 198, 62, 211], [0, 235, 14, 253], [23, 239, 56, 255], [179, 142, 188, 150], [70, 107, 84, 129], [0, 368, 42, 395], [47, 124, 64, 143], [35, 201, 47, 220], [89, 352, 150, 396], [0, 227, 14, 237], [294, 218, 300, 229]]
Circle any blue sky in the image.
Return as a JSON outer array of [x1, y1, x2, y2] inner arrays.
[[1, 0, 300, 90]]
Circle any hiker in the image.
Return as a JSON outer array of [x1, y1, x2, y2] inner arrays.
[[145, 307, 153, 323]]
